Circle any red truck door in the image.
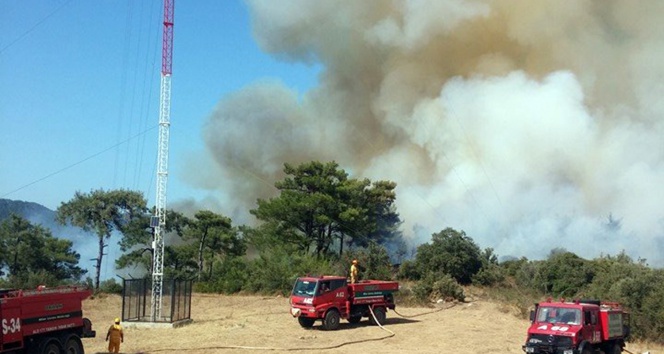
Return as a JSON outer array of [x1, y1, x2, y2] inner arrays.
[[581, 308, 602, 344], [323, 279, 348, 315], [316, 281, 335, 300]]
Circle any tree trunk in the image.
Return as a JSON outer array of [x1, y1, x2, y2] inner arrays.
[[95, 236, 105, 290], [10, 234, 20, 275], [197, 231, 207, 281], [208, 254, 213, 279]]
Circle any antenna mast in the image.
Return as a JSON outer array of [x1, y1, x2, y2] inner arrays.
[[151, 0, 174, 321]]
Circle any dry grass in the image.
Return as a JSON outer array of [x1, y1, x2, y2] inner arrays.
[[82, 293, 661, 354]]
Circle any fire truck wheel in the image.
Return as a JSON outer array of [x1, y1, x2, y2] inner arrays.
[[63, 336, 83, 354], [370, 307, 386, 325], [40, 340, 61, 354], [581, 347, 592, 354], [298, 317, 316, 328], [608, 343, 622, 354], [348, 315, 362, 324], [322, 309, 340, 330]]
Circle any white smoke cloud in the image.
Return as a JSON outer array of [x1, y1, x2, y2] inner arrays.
[[185, 0, 664, 265]]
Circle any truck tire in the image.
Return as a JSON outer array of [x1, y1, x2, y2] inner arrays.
[[348, 315, 362, 324], [40, 339, 61, 354], [369, 307, 386, 326], [298, 317, 315, 328], [608, 343, 622, 354], [322, 309, 340, 330], [63, 336, 83, 354]]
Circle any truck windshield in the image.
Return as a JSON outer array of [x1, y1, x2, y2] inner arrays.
[[537, 307, 581, 325], [292, 279, 318, 297]]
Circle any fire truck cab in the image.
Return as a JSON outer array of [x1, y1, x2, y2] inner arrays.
[[523, 299, 629, 354]]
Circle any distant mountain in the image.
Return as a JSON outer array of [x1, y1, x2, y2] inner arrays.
[[0, 198, 55, 222], [0, 198, 73, 237], [0, 198, 98, 274]]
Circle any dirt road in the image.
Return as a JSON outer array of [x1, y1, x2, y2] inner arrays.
[[82, 293, 656, 354]]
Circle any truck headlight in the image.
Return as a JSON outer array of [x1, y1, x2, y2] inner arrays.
[[290, 308, 301, 317]]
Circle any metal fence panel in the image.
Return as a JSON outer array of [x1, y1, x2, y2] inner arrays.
[[122, 278, 192, 323]]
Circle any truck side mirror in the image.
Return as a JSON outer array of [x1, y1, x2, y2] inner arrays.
[[529, 310, 535, 322]]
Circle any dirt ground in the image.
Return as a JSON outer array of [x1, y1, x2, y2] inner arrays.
[[82, 293, 659, 354]]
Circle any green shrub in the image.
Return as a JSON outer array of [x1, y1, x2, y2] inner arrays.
[[472, 265, 505, 286], [412, 273, 465, 302], [244, 247, 335, 295], [412, 228, 482, 285], [432, 274, 465, 302], [412, 278, 433, 302], [205, 257, 249, 294], [99, 278, 123, 294], [396, 259, 419, 280]]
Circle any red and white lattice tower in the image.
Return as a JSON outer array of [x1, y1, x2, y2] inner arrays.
[[151, 0, 174, 322]]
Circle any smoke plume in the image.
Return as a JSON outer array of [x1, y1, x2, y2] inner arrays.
[[186, 0, 664, 265]]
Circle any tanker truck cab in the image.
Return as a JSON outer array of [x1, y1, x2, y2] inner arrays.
[[290, 275, 398, 331], [290, 276, 349, 329], [291, 276, 347, 305], [523, 299, 628, 354]]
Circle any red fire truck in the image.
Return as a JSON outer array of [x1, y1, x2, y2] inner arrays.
[[1, 285, 95, 354], [289, 275, 399, 330], [523, 298, 629, 354]]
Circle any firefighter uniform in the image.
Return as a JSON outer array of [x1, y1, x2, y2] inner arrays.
[[350, 260, 359, 284], [106, 318, 124, 353]]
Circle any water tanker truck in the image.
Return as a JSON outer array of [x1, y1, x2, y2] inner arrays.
[[289, 275, 399, 330], [1, 285, 95, 354], [523, 298, 629, 354]]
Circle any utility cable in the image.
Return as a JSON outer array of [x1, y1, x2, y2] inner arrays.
[[1, 125, 158, 199], [0, 0, 73, 55]]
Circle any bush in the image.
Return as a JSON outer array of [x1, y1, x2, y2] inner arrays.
[[244, 247, 335, 295], [413, 273, 465, 302], [99, 278, 123, 294], [412, 228, 482, 285], [396, 259, 419, 280], [203, 257, 249, 294], [539, 251, 594, 296], [472, 265, 505, 286]]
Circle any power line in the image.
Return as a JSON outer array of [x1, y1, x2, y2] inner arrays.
[[1, 125, 158, 199], [0, 0, 73, 55]]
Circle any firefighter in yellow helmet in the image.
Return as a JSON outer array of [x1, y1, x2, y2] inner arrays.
[[350, 259, 359, 284], [106, 317, 124, 353]]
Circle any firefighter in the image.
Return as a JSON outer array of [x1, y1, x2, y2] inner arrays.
[[350, 259, 359, 284], [106, 317, 124, 353]]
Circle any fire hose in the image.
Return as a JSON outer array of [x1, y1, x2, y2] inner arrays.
[[145, 306, 396, 352]]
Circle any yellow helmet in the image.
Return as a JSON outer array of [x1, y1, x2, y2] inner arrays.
[[114, 317, 120, 323]]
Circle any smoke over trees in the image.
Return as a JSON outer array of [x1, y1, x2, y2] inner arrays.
[[186, 0, 664, 266]]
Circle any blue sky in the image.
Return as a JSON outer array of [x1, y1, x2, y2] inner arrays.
[[1, 0, 318, 210]]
